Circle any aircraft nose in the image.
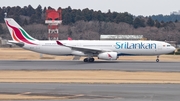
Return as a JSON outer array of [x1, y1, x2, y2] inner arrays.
[[172, 46, 176, 51], [172, 46, 176, 53]]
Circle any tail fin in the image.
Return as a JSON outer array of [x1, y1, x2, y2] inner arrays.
[[4, 18, 37, 45]]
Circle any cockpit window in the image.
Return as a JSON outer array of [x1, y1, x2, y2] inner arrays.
[[167, 45, 171, 47]]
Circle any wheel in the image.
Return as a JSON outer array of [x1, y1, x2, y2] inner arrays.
[[156, 59, 159, 62], [84, 58, 88, 62], [89, 58, 94, 62]]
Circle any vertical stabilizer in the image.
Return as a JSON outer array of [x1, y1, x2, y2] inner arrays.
[[4, 18, 37, 45]]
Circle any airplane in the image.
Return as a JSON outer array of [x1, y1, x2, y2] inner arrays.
[[4, 18, 176, 62]]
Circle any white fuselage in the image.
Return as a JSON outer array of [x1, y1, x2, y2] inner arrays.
[[22, 40, 175, 56]]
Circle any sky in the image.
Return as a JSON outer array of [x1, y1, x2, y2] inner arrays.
[[0, 0, 180, 16]]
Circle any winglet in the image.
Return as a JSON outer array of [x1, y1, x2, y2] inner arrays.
[[56, 41, 63, 45], [68, 37, 72, 40]]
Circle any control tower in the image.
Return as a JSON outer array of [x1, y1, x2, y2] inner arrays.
[[45, 9, 62, 40]]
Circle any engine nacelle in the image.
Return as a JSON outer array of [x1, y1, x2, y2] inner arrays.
[[71, 50, 85, 56], [98, 52, 118, 60]]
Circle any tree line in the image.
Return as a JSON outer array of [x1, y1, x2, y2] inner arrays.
[[0, 5, 180, 43], [0, 5, 178, 28], [151, 14, 180, 22]]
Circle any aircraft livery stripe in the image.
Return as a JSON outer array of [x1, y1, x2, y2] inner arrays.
[[20, 28, 34, 40], [12, 30, 20, 42]]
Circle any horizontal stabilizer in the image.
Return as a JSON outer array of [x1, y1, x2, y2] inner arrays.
[[7, 40, 24, 47]]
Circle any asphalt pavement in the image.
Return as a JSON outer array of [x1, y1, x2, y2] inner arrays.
[[0, 60, 180, 72], [0, 83, 180, 101]]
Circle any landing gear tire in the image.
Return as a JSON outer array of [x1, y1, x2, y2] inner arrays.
[[83, 58, 94, 62], [84, 58, 89, 62], [156, 59, 159, 62], [156, 55, 159, 62], [89, 58, 94, 62]]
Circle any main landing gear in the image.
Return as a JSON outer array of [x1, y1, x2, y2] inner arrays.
[[83, 58, 95, 62], [156, 55, 159, 62]]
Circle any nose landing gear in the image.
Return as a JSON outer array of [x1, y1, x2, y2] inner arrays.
[[156, 55, 159, 62]]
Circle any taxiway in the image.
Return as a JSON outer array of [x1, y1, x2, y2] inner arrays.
[[0, 60, 180, 72], [0, 83, 180, 101]]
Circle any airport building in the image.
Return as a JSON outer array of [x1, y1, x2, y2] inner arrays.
[[100, 35, 146, 40]]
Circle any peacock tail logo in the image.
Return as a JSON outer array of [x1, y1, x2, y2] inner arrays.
[[107, 53, 112, 58], [6, 20, 37, 45]]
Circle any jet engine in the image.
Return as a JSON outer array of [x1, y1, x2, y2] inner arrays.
[[98, 52, 118, 60]]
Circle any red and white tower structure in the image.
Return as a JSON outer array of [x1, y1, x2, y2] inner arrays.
[[45, 9, 62, 40]]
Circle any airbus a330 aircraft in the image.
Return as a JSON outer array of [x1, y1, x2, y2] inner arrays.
[[4, 18, 176, 62]]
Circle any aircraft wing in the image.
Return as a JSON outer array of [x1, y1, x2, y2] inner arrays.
[[7, 40, 24, 47], [56, 41, 109, 54]]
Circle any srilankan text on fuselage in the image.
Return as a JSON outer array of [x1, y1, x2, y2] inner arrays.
[[115, 42, 157, 49]]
